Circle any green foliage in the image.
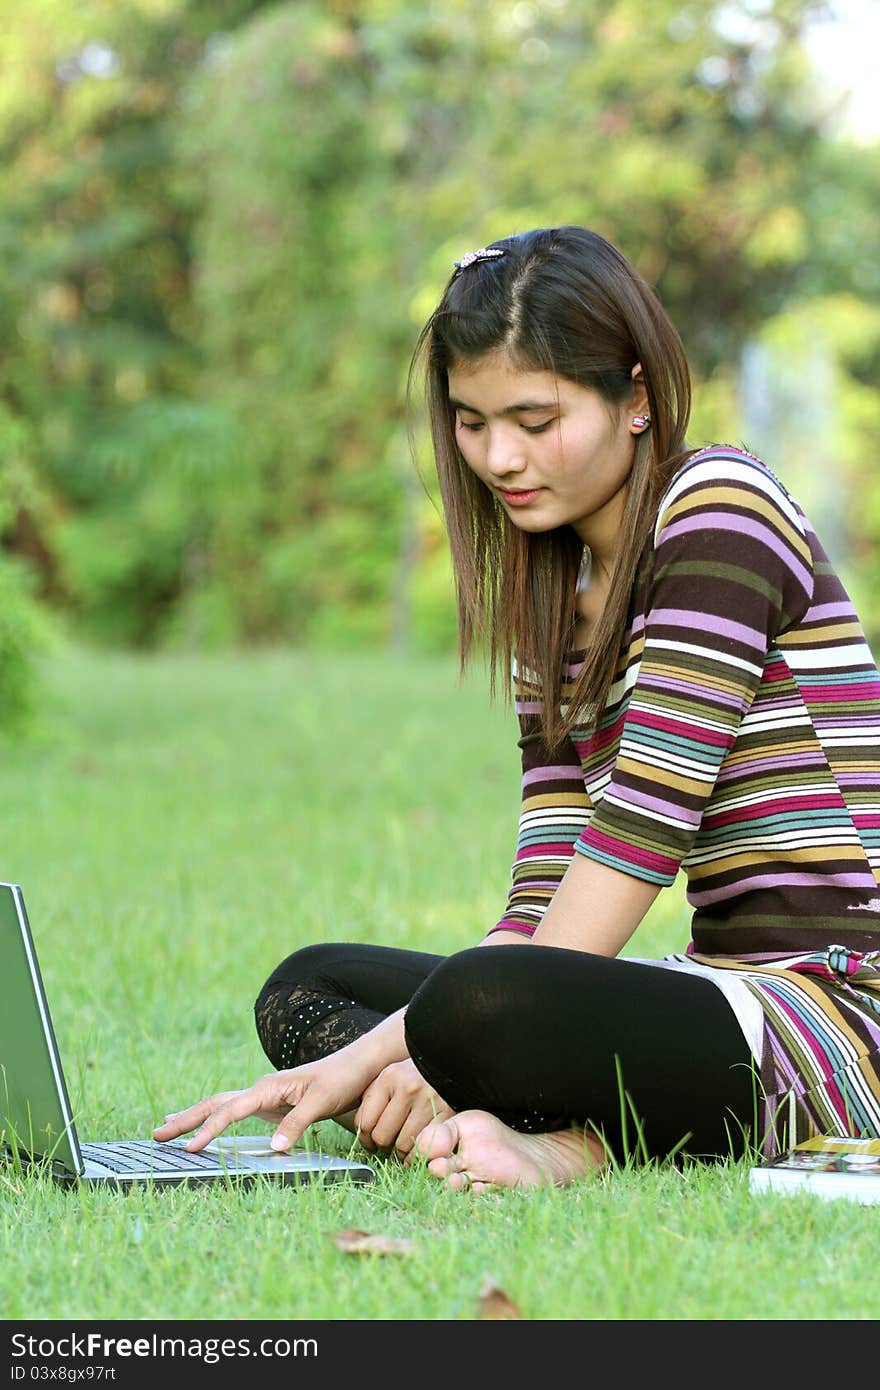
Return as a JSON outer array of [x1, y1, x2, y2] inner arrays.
[[0, 403, 57, 732], [177, 1, 415, 646], [0, 552, 54, 735], [51, 395, 248, 644], [0, 0, 878, 663]]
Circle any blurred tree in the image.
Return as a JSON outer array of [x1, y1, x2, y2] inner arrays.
[[181, 0, 880, 647], [178, 3, 411, 647], [0, 0, 273, 646], [0, 403, 56, 732], [0, 0, 877, 664]]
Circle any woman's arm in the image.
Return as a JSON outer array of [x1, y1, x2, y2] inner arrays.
[[530, 853, 661, 955], [482, 689, 592, 945], [479, 724, 661, 952], [483, 455, 814, 959], [569, 452, 815, 905]]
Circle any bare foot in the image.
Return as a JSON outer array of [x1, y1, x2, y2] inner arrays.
[[412, 1110, 607, 1192]]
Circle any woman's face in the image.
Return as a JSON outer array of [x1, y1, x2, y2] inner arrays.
[[447, 350, 646, 553]]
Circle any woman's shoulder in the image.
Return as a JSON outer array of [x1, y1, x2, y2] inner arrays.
[[655, 441, 807, 541], [665, 440, 784, 493]]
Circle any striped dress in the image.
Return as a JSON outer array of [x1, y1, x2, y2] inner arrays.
[[488, 444, 880, 1157]]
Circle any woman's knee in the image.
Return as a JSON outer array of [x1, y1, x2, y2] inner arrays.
[[405, 947, 511, 1063], [254, 941, 353, 1015], [405, 947, 538, 1117], [253, 941, 356, 1062]]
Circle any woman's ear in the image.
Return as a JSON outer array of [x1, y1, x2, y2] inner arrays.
[[630, 362, 649, 415]]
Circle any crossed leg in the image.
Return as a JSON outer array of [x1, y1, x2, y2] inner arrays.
[[402, 945, 758, 1188], [253, 940, 758, 1189]]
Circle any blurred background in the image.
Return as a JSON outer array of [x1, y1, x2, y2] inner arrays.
[[1, 0, 878, 731]]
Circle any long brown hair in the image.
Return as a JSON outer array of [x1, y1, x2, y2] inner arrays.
[[406, 225, 696, 751]]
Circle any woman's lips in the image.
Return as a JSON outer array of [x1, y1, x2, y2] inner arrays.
[[499, 487, 543, 506]]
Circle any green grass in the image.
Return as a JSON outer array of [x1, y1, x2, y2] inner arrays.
[[1, 643, 878, 1322]]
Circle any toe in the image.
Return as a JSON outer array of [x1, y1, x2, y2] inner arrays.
[[426, 1155, 458, 1179], [415, 1116, 459, 1161], [445, 1171, 470, 1192]]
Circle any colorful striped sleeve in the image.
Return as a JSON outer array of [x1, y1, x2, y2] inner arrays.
[[488, 675, 592, 938], [574, 453, 816, 885]]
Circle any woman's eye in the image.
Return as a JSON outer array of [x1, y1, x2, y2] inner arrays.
[[457, 418, 555, 433]]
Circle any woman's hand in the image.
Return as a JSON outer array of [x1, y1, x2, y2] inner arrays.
[[353, 1058, 454, 1157], [152, 1047, 376, 1154]]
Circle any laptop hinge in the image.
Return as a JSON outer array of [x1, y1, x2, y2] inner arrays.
[[1, 1144, 75, 1184]]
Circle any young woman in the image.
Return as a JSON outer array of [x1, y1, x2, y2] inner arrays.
[[155, 226, 880, 1190]]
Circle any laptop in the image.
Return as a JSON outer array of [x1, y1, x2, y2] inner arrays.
[[0, 881, 376, 1188]]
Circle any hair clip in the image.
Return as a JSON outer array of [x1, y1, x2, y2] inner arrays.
[[452, 247, 506, 270]]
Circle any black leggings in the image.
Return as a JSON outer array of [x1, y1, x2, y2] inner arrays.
[[253, 942, 759, 1163]]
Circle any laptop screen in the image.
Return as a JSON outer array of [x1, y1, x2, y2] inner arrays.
[[0, 882, 82, 1175]]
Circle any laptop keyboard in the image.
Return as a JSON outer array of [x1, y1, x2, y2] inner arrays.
[[80, 1141, 223, 1174]]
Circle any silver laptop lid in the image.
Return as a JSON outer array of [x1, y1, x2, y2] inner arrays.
[[0, 882, 83, 1175]]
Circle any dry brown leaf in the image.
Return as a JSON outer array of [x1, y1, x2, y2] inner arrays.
[[476, 1278, 523, 1319], [329, 1227, 415, 1257]]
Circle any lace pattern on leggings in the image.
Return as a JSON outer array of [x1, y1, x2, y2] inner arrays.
[[254, 983, 380, 1069]]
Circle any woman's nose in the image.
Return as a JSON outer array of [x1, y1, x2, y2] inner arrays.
[[485, 429, 527, 478]]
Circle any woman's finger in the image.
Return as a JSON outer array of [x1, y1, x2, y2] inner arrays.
[[268, 1080, 344, 1152], [362, 1090, 414, 1152], [184, 1078, 294, 1151], [353, 1074, 393, 1143], [394, 1099, 455, 1157], [152, 1091, 242, 1141]]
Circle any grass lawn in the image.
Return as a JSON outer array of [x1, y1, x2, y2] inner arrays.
[[1, 643, 877, 1323]]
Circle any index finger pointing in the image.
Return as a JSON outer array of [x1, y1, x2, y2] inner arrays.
[[183, 1085, 275, 1151], [152, 1091, 241, 1143], [152, 1098, 218, 1141]]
